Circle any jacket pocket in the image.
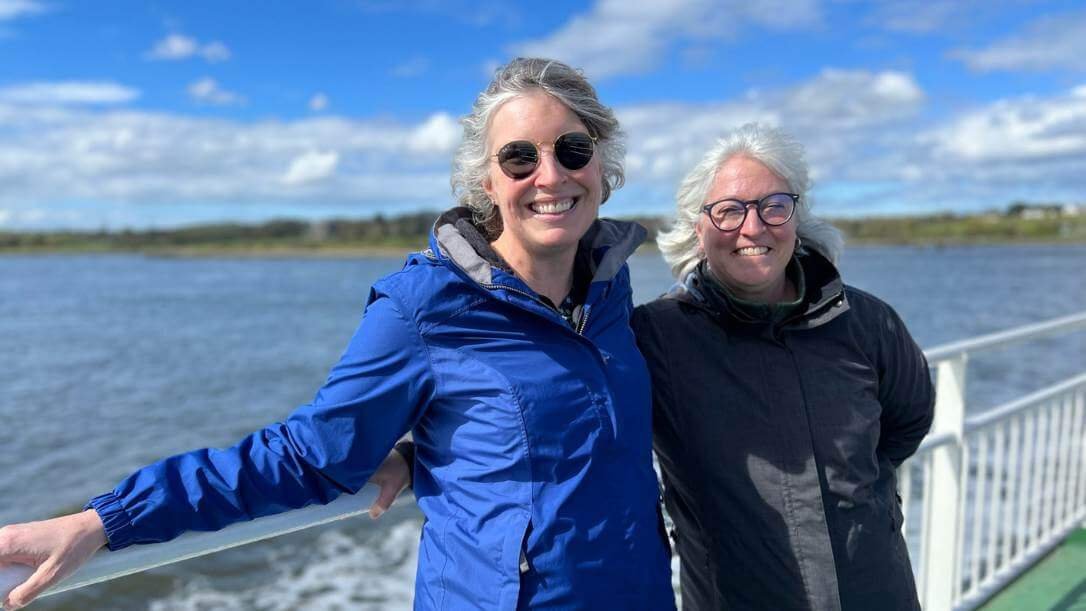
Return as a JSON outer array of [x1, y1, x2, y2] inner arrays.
[[518, 520, 534, 575], [500, 511, 533, 597]]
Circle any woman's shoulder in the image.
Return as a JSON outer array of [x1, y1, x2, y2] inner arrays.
[[632, 292, 702, 343], [841, 284, 898, 315], [633, 292, 688, 321], [369, 251, 477, 323], [839, 284, 911, 336], [371, 250, 442, 294]]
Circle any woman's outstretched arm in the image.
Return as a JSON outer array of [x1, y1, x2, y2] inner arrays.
[[0, 291, 435, 608]]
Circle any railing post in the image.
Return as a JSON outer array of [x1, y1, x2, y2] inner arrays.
[[922, 355, 967, 611]]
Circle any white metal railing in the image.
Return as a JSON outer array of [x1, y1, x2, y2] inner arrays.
[[905, 310, 1086, 611], [0, 486, 381, 602], [2, 311, 1086, 607]]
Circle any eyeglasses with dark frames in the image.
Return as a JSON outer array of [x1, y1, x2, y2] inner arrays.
[[492, 131, 597, 180], [701, 192, 799, 231]]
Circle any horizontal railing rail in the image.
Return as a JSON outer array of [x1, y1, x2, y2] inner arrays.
[[2, 310, 1085, 609], [923, 310, 1086, 364], [0, 486, 380, 601], [904, 310, 1086, 611], [966, 373, 1086, 434]]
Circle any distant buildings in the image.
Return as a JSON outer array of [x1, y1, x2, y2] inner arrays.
[[1006, 202, 1081, 219]]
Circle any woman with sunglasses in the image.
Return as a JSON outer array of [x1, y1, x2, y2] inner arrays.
[[634, 122, 934, 610], [0, 57, 674, 610]]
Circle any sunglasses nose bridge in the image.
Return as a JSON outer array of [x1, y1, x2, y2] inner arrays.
[[531, 146, 568, 183]]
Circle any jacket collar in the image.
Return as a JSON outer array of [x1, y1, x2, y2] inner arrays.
[[674, 247, 848, 329], [429, 206, 646, 287]]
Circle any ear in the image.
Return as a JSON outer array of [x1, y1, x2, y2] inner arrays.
[[482, 174, 496, 203], [694, 217, 706, 255]]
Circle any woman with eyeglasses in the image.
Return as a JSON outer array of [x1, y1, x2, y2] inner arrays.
[[0, 57, 675, 610], [633, 122, 935, 610]]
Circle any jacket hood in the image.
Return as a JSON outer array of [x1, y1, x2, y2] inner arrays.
[[674, 247, 848, 329], [429, 206, 646, 286]]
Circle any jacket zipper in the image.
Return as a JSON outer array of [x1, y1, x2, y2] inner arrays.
[[576, 305, 591, 335], [427, 247, 595, 336], [483, 282, 593, 337]]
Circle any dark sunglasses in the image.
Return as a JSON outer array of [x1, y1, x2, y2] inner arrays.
[[493, 131, 597, 179], [702, 192, 798, 231]]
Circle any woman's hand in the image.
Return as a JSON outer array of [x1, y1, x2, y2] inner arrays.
[[366, 447, 411, 519], [0, 509, 107, 609]]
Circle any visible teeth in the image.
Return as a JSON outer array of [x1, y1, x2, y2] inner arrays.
[[736, 246, 769, 256], [531, 198, 575, 214]]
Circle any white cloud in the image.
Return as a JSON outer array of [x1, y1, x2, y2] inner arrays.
[[618, 69, 924, 187], [951, 10, 1086, 72], [406, 113, 460, 153], [200, 41, 231, 62], [609, 70, 1086, 214], [0, 0, 44, 20], [309, 93, 329, 112], [0, 81, 140, 105], [281, 151, 340, 186], [928, 88, 1086, 164], [511, 0, 821, 79], [392, 56, 429, 78], [149, 34, 196, 59], [870, 1, 969, 34], [187, 78, 244, 106], [147, 34, 232, 62], [780, 69, 924, 129], [357, 0, 520, 28], [621, 101, 776, 181], [0, 103, 462, 216], [2, 67, 1083, 224]]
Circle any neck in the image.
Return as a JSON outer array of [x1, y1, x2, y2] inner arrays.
[[491, 237, 576, 306], [709, 266, 794, 305]]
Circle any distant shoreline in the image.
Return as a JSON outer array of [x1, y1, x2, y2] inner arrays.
[[3, 207, 1084, 256], [3, 239, 1085, 259]]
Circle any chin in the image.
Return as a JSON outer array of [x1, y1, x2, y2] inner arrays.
[[531, 231, 583, 252]]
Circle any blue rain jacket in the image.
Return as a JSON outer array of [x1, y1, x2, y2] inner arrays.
[[87, 208, 675, 610]]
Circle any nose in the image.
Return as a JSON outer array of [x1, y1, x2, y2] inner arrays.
[[532, 149, 567, 188], [738, 203, 767, 236]]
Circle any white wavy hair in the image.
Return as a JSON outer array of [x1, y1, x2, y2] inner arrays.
[[450, 57, 625, 235], [656, 123, 844, 280]]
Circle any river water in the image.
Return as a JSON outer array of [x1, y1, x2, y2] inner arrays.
[[2, 244, 1084, 609]]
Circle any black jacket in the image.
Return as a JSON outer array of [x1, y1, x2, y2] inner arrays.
[[631, 250, 934, 610]]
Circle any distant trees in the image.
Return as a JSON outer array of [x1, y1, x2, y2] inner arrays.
[[1, 204, 1084, 253]]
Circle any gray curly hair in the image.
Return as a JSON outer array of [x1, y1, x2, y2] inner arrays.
[[450, 57, 625, 234], [656, 123, 844, 280]]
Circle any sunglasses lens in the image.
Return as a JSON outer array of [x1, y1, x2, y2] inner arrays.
[[555, 132, 594, 171], [498, 141, 539, 178]]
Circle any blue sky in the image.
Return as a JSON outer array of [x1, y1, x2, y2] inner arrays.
[[1, 0, 1084, 229]]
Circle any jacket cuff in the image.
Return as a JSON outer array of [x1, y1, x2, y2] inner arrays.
[[84, 492, 136, 551]]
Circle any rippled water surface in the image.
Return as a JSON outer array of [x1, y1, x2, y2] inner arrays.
[[2, 244, 1084, 609]]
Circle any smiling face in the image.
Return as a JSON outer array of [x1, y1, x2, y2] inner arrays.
[[696, 155, 798, 303], [483, 90, 602, 265]]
